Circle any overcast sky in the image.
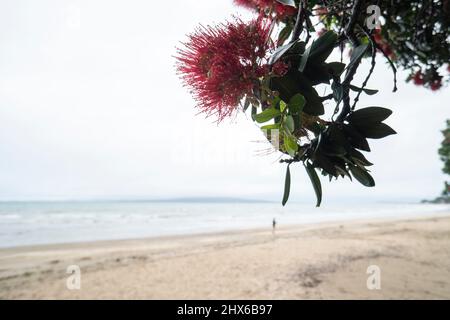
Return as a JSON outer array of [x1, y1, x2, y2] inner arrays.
[[0, 0, 448, 203]]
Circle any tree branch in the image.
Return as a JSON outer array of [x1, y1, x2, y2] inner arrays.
[[373, 41, 398, 92], [290, 0, 308, 43], [336, 0, 365, 122], [321, 93, 334, 101], [351, 28, 377, 111]]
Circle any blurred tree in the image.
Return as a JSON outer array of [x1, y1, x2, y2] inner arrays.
[[439, 120, 450, 197]]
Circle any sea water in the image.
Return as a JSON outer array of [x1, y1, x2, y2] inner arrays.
[[0, 201, 448, 248]]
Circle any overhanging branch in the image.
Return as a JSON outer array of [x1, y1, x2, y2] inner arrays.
[[336, 0, 366, 122]]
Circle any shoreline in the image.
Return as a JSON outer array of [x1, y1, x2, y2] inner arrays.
[[2, 207, 450, 251], [1, 213, 450, 299]]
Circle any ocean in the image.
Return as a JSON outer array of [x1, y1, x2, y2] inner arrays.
[[0, 201, 449, 248]]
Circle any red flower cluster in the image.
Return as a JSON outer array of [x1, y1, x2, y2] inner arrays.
[[234, 0, 297, 19], [413, 71, 424, 86], [412, 70, 442, 91], [373, 29, 395, 60], [272, 61, 289, 77], [430, 80, 443, 91], [176, 18, 273, 121]]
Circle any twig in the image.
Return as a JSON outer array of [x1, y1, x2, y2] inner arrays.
[[374, 41, 398, 92], [351, 27, 377, 111], [336, 0, 365, 122], [290, 0, 308, 43], [321, 93, 334, 101], [280, 158, 299, 164]]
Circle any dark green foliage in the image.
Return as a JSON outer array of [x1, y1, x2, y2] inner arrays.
[[305, 162, 322, 207], [347, 107, 396, 139], [308, 117, 393, 188], [269, 31, 340, 116], [264, 30, 396, 205]]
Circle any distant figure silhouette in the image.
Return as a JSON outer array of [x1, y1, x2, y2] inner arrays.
[[272, 218, 276, 235]]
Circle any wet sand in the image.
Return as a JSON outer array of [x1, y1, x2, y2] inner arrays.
[[1, 215, 450, 299]]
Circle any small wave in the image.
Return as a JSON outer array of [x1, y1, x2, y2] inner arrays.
[[0, 214, 21, 220]]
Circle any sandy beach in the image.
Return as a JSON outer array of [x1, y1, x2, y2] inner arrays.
[[1, 214, 450, 299]]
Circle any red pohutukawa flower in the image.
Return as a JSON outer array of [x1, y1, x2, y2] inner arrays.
[[413, 71, 425, 86], [176, 18, 273, 121], [234, 0, 297, 19], [373, 29, 396, 60], [233, 0, 255, 9], [272, 61, 289, 77]]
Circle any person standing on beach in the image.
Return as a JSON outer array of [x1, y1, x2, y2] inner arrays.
[[272, 218, 276, 235]]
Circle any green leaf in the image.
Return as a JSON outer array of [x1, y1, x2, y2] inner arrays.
[[299, 43, 313, 72], [270, 71, 324, 116], [349, 148, 373, 166], [349, 85, 379, 96], [327, 62, 346, 77], [284, 135, 298, 157], [345, 44, 369, 81], [290, 41, 306, 55], [309, 31, 338, 63], [254, 108, 281, 123], [269, 41, 297, 65], [303, 63, 332, 85], [321, 141, 346, 156], [271, 96, 281, 108], [305, 162, 322, 207], [284, 115, 295, 133], [276, 0, 296, 7], [277, 23, 293, 46], [342, 124, 371, 152], [354, 123, 397, 139], [282, 165, 291, 206], [243, 97, 250, 112], [335, 165, 352, 180], [251, 106, 257, 121], [292, 113, 301, 131], [288, 93, 306, 114], [280, 100, 287, 113], [261, 123, 281, 130], [331, 80, 343, 103], [328, 124, 350, 148], [349, 43, 369, 64], [314, 154, 338, 177], [347, 107, 393, 124], [349, 166, 375, 187]]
